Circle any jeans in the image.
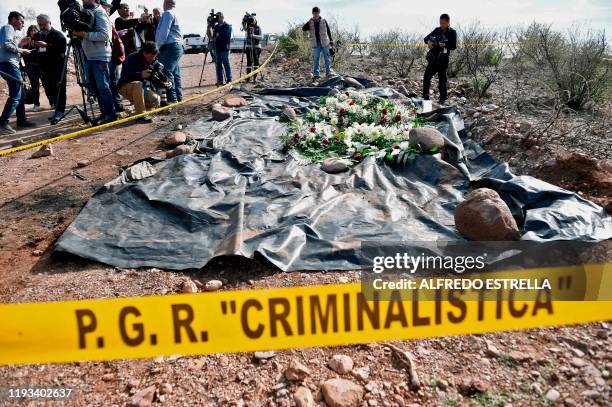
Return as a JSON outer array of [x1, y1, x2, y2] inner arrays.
[[215, 50, 232, 84], [313, 44, 331, 78], [86, 60, 117, 120], [423, 55, 449, 101], [0, 62, 27, 124], [158, 43, 183, 103], [109, 63, 122, 110], [25, 64, 41, 106]]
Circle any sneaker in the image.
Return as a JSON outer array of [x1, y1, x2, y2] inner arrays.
[[99, 116, 118, 125], [0, 123, 16, 135], [215, 82, 223, 87], [32, 105, 41, 112], [137, 115, 153, 124], [49, 112, 64, 123], [16, 120, 36, 128]]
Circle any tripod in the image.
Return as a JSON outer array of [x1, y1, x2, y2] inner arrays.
[[198, 47, 210, 87], [50, 38, 96, 125], [239, 38, 262, 82]]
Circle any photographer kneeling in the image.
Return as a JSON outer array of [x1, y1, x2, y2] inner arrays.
[[118, 41, 165, 124]]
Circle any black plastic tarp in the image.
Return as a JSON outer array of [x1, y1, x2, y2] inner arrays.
[[54, 78, 612, 271]]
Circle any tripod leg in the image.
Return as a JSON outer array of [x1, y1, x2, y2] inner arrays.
[[198, 52, 208, 87]]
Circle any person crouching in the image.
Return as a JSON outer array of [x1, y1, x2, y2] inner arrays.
[[118, 41, 162, 124]]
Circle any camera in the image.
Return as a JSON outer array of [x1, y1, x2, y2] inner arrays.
[[241, 12, 256, 32], [57, 0, 95, 32], [207, 9, 218, 27], [144, 61, 173, 107]]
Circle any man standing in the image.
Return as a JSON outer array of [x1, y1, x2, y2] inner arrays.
[[33, 14, 67, 123], [302, 7, 334, 82], [0, 11, 34, 134], [245, 17, 262, 82], [422, 14, 457, 104], [212, 12, 232, 86], [100, 0, 125, 113], [115, 3, 144, 56], [73, 0, 117, 124], [155, 0, 183, 103]]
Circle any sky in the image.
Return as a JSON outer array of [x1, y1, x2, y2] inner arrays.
[[0, 0, 610, 38]]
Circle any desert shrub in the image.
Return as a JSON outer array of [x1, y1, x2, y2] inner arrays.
[[369, 30, 426, 77], [516, 23, 611, 110], [327, 18, 362, 71], [277, 23, 312, 63], [460, 22, 506, 98]]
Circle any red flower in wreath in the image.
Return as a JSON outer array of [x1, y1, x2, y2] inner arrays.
[[354, 152, 362, 159], [381, 108, 388, 115], [339, 108, 347, 114], [394, 114, 402, 122], [294, 132, 300, 139], [381, 117, 388, 124], [345, 91, 350, 97], [322, 138, 329, 146], [334, 135, 341, 142], [310, 126, 317, 133], [349, 100, 355, 106]]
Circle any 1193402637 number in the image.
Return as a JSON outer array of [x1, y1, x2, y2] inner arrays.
[[1, 387, 74, 400]]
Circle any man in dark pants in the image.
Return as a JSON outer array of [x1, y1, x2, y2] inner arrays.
[[212, 12, 232, 86], [245, 17, 262, 82], [422, 13, 457, 104], [33, 14, 67, 123]]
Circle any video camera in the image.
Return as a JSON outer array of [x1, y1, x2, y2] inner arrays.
[[57, 0, 95, 32], [241, 12, 256, 31], [207, 9, 218, 27], [144, 61, 173, 107]]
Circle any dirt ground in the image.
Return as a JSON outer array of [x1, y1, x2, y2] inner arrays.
[[0, 52, 610, 407]]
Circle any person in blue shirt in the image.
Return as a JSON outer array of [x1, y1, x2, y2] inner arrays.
[[0, 11, 35, 134], [212, 12, 232, 86], [155, 0, 183, 103]]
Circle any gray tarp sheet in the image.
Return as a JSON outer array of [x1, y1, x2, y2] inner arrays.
[[54, 78, 612, 271]]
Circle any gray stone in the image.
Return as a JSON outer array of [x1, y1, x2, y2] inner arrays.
[[321, 158, 349, 174], [212, 104, 232, 121], [282, 105, 297, 121], [204, 279, 223, 291], [409, 127, 445, 152], [126, 162, 157, 181], [223, 96, 247, 107], [127, 385, 156, 407], [343, 77, 364, 89]]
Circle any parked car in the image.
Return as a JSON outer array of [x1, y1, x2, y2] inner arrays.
[[229, 33, 277, 52], [183, 34, 207, 54]]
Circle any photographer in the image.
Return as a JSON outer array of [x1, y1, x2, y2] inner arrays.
[[73, 0, 117, 124], [244, 15, 262, 82], [302, 7, 334, 82], [422, 13, 457, 104], [155, 0, 183, 103], [119, 41, 163, 124], [212, 12, 232, 86], [0, 11, 34, 135], [115, 3, 148, 56], [33, 14, 68, 123]]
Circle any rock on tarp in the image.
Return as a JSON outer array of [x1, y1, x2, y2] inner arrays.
[[54, 79, 612, 271]]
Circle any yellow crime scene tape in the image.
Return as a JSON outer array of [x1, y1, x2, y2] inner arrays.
[[0, 44, 279, 158], [349, 41, 519, 48], [0, 263, 609, 366]]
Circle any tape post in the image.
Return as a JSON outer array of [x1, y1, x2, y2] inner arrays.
[[0, 264, 610, 366]]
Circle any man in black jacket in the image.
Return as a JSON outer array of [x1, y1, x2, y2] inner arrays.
[[118, 41, 161, 123], [422, 13, 457, 104], [33, 14, 67, 123], [115, 3, 147, 56]]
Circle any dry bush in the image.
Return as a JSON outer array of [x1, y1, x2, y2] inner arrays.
[[327, 19, 362, 71], [459, 22, 506, 99], [368, 30, 426, 78], [516, 23, 611, 110]]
